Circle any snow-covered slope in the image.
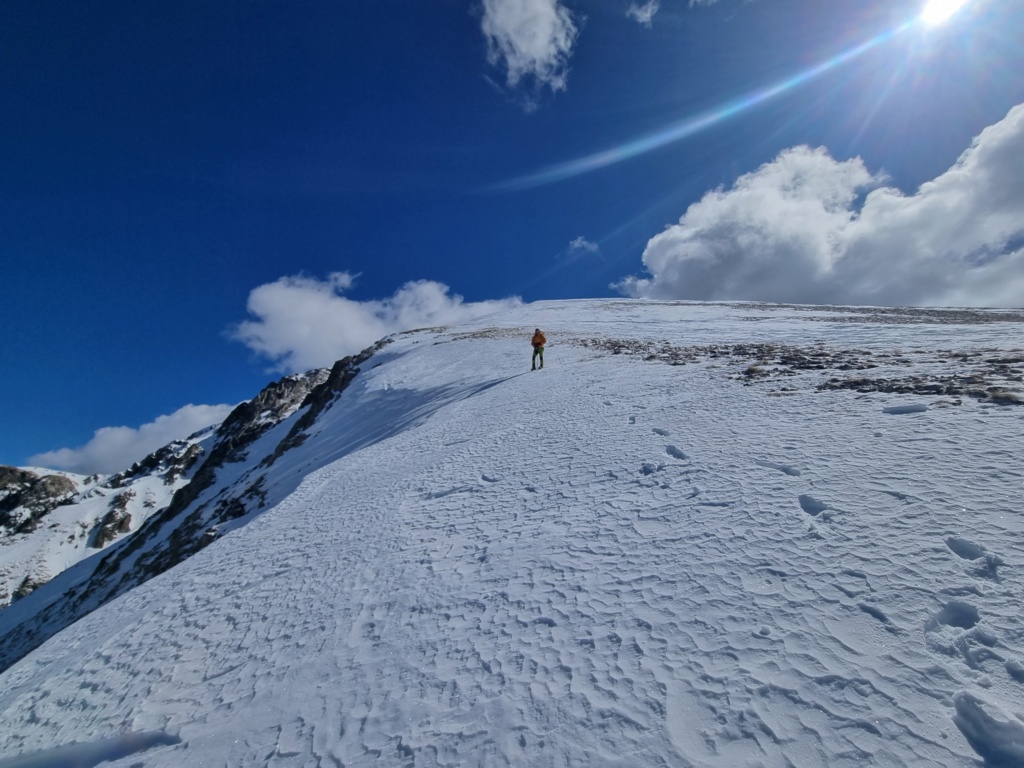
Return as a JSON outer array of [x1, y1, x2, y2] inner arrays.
[[0, 367, 331, 653], [1, 300, 1023, 767], [0, 438, 206, 609]]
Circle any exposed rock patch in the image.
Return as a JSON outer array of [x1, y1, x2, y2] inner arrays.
[[11, 574, 48, 603], [726, 303, 1024, 325], [0, 467, 39, 501], [266, 338, 391, 465], [0, 474, 78, 534], [0, 341, 391, 676], [570, 338, 1024, 406], [91, 491, 135, 548], [108, 440, 207, 488]]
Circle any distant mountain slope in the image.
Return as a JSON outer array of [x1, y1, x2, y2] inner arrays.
[[0, 364, 336, 669], [1, 301, 1023, 767], [0, 438, 206, 609]]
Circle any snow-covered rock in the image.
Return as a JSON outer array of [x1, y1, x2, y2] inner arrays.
[[0, 368, 332, 617]]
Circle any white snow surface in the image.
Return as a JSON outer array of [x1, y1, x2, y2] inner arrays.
[[1, 300, 1024, 767], [0, 468, 187, 612]]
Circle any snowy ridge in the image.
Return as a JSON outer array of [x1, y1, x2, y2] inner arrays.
[[0, 366, 332, 663], [1, 300, 1023, 767], [0, 437, 206, 611]]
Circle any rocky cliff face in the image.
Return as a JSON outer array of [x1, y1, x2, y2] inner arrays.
[[91, 491, 135, 549], [0, 471, 77, 535], [0, 467, 41, 501], [107, 439, 206, 489], [0, 436, 219, 609], [0, 341, 388, 674]]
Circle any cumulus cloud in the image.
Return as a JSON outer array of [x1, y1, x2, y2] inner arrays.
[[617, 103, 1024, 307], [231, 272, 522, 372], [480, 0, 579, 105], [626, 0, 660, 26], [30, 404, 235, 476]]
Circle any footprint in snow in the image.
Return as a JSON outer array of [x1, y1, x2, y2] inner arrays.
[[754, 459, 801, 476], [652, 427, 670, 436], [947, 537, 986, 561], [935, 600, 980, 629], [858, 602, 892, 627], [1006, 661, 1024, 683], [798, 494, 827, 517], [665, 445, 687, 460], [946, 536, 1003, 580]]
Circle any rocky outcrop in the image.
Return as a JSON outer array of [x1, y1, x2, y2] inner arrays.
[[266, 338, 392, 465], [91, 492, 135, 548], [130, 367, 333, 544], [107, 438, 207, 489], [11, 574, 48, 603], [0, 473, 77, 534], [107, 355, 378, 587], [0, 349, 383, 675], [0, 467, 39, 500]]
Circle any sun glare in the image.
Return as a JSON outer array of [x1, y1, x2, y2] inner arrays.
[[921, 0, 969, 25]]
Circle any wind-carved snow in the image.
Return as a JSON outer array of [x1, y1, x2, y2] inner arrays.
[[0, 300, 1022, 767]]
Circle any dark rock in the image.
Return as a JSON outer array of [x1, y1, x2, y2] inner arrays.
[[12, 574, 46, 602], [108, 438, 209, 489], [0, 466, 38, 496], [91, 491, 135, 548], [0, 474, 77, 533]]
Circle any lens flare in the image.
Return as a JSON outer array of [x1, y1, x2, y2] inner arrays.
[[921, 0, 969, 25], [487, 20, 916, 192]]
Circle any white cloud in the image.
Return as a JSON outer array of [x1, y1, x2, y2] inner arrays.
[[617, 103, 1024, 307], [626, 0, 660, 26], [30, 404, 235, 476], [480, 0, 579, 104], [558, 235, 602, 265], [231, 272, 523, 372], [568, 235, 600, 255]]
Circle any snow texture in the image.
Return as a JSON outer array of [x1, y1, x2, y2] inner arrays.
[[0, 446, 200, 611], [0, 300, 1022, 767]]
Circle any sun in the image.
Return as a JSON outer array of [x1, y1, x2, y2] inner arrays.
[[920, 0, 969, 25]]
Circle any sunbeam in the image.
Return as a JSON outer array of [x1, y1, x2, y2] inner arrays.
[[486, 19, 918, 192]]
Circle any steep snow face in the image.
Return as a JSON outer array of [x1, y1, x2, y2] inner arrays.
[[0, 367, 331, 636], [1, 301, 1023, 767]]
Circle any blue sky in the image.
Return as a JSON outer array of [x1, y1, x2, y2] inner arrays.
[[2, 0, 1023, 472]]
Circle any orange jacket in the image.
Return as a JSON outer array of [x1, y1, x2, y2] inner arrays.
[[531, 330, 546, 348]]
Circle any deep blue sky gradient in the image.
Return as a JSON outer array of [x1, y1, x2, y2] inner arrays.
[[2, 0, 1022, 464]]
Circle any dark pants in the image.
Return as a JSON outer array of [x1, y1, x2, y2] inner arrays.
[[532, 345, 544, 368]]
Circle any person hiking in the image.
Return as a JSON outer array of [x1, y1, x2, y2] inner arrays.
[[531, 328, 546, 370]]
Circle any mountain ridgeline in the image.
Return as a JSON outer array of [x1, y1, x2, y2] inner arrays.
[[0, 338, 391, 674]]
